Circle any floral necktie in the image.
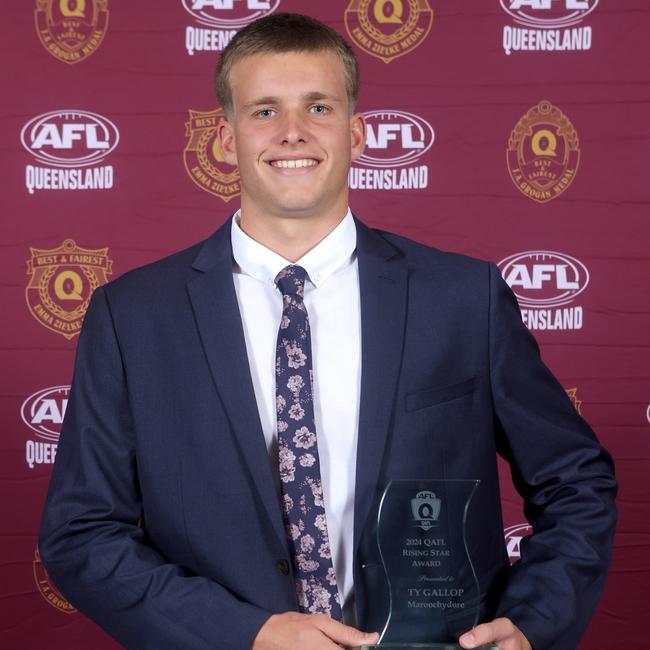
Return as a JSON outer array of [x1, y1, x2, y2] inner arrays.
[[274, 264, 342, 619]]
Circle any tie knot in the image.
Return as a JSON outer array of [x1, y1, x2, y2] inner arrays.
[[275, 265, 308, 298]]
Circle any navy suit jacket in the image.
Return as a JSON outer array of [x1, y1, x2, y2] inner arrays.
[[40, 218, 616, 650]]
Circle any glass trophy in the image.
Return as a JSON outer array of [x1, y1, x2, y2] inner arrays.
[[355, 479, 497, 650]]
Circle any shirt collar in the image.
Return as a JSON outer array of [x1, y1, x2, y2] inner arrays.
[[231, 209, 356, 288]]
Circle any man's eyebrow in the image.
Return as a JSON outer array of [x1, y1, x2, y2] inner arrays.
[[242, 96, 279, 110], [242, 92, 342, 110], [303, 92, 341, 103]]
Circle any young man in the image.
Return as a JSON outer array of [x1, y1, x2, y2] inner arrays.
[[40, 13, 616, 650]]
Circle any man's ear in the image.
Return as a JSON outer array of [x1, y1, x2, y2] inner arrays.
[[217, 118, 238, 166], [350, 112, 367, 162]]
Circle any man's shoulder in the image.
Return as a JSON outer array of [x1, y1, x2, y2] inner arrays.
[[104, 240, 205, 300], [364, 223, 492, 277], [102, 219, 230, 302]]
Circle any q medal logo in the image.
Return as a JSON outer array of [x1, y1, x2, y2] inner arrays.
[[35, 0, 109, 64], [26, 239, 113, 340], [184, 108, 240, 202], [345, 0, 433, 64], [507, 100, 580, 203], [33, 547, 76, 613]]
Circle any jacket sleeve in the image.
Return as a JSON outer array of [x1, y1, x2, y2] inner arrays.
[[486, 263, 618, 650], [39, 286, 271, 650]]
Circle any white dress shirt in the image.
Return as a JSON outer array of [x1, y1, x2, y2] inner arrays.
[[230, 210, 361, 622]]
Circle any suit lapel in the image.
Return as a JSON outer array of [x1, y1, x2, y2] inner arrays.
[[187, 220, 287, 549], [185, 218, 409, 562], [353, 219, 409, 557]]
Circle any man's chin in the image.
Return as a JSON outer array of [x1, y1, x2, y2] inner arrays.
[[265, 196, 324, 218]]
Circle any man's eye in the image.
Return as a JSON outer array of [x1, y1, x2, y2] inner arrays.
[[310, 105, 329, 114], [257, 109, 275, 118]]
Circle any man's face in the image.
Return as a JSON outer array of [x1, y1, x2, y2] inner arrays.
[[218, 49, 365, 222]]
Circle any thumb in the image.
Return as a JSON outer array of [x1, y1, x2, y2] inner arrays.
[[459, 621, 498, 648], [320, 619, 379, 646]]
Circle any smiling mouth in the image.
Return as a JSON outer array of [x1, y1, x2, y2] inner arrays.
[[269, 159, 319, 169]]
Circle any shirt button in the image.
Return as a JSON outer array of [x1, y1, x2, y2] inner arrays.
[[276, 559, 290, 575]]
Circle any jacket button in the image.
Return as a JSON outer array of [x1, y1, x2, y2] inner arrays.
[[276, 559, 290, 575]]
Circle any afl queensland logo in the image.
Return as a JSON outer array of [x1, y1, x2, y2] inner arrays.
[[21, 385, 70, 442], [345, 0, 434, 64], [500, 0, 597, 55], [499, 250, 588, 331], [35, 0, 109, 64], [21, 110, 118, 167], [500, 0, 599, 29], [507, 100, 579, 203], [351, 110, 433, 191], [21, 110, 118, 193], [504, 523, 532, 564], [359, 111, 434, 168], [182, 0, 280, 55], [182, 0, 279, 28], [499, 251, 589, 308], [22, 385, 70, 469]]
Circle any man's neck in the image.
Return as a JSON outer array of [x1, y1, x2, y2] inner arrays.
[[238, 207, 348, 262]]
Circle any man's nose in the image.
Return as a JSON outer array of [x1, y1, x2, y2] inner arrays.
[[280, 110, 308, 145]]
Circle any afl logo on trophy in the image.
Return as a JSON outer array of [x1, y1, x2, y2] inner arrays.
[[35, 0, 109, 64], [184, 108, 240, 202], [25, 239, 113, 340], [411, 491, 441, 531], [507, 100, 580, 203], [345, 0, 434, 64]]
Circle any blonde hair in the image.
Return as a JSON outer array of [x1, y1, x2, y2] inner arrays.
[[215, 13, 360, 117]]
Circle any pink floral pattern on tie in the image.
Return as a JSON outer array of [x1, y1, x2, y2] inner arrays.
[[274, 265, 342, 619]]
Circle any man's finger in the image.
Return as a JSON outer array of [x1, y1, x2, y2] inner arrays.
[[459, 617, 533, 650], [313, 614, 380, 646], [459, 618, 516, 648]]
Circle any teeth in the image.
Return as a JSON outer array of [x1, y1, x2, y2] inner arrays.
[[271, 159, 318, 169]]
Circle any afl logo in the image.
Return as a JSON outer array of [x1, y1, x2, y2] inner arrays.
[[181, 0, 279, 29], [498, 251, 589, 308], [358, 110, 434, 168], [21, 110, 119, 168], [504, 523, 532, 564], [345, 0, 434, 64], [21, 386, 70, 442], [507, 100, 580, 203], [35, 0, 109, 64], [500, 0, 599, 29]]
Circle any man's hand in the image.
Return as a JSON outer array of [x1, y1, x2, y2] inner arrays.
[[252, 611, 380, 650], [459, 617, 532, 650]]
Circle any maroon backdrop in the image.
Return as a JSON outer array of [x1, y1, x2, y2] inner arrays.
[[1, 1, 649, 648]]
